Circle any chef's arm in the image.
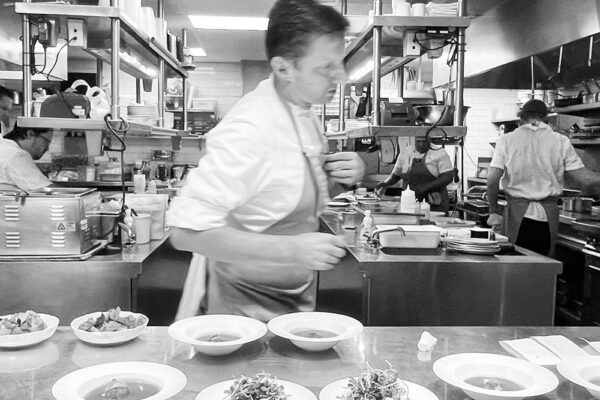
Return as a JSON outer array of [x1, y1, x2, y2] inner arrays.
[[566, 167, 600, 196], [169, 226, 346, 271], [418, 171, 453, 193], [486, 167, 504, 214]]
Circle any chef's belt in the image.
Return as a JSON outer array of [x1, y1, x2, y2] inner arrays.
[[503, 195, 559, 257]]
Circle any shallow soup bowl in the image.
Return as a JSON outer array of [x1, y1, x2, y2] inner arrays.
[[267, 312, 363, 352], [557, 356, 600, 399], [168, 314, 267, 356]]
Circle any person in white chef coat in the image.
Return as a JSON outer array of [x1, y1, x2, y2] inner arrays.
[[487, 99, 600, 256], [375, 137, 453, 213], [0, 86, 14, 135], [167, 0, 365, 322], [0, 124, 52, 191]]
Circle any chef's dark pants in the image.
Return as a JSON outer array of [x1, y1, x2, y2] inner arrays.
[[515, 217, 551, 256]]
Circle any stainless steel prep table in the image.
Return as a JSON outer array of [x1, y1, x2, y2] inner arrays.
[[0, 237, 170, 323], [317, 215, 563, 326], [3, 326, 600, 399]]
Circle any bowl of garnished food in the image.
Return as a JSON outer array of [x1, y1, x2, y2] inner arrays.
[[195, 372, 316, 400], [319, 362, 438, 400], [71, 307, 148, 345], [0, 310, 59, 349], [433, 353, 559, 400], [168, 314, 267, 356], [267, 312, 363, 352], [52, 361, 187, 400]]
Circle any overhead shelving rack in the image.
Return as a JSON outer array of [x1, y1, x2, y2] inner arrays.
[[14, 0, 193, 139]]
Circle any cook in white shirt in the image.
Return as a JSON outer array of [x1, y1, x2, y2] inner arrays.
[[487, 99, 600, 256], [167, 0, 365, 322], [0, 125, 52, 191]]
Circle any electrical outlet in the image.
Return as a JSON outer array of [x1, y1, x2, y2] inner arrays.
[[403, 31, 421, 57], [68, 19, 87, 48]]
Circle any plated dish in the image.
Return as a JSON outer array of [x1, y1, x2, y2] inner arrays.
[[52, 361, 187, 400], [0, 312, 59, 349], [71, 308, 148, 345], [196, 373, 316, 400], [267, 312, 363, 352], [168, 314, 267, 356], [433, 353, 559, 400], [557, 356, 600, 399]]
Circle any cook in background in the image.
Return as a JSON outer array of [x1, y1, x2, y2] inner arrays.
[[375, 137, 453, 214], [487, 99, 600, 256], [167, 0, 365, 322], [0, 124, 52, 191], [0, 85, 13, 135]]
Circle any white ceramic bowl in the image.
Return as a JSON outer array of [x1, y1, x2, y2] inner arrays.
[[267, 312, 363, 352], [557, 356, 600, 399], [168, 314, 267, 356], [0, 313, 59, 349], [70, 311, 148, 345], [52, 361, 187, 400], [433, 353, 559, 400]]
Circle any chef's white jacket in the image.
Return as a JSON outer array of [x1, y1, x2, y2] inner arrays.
[[0, 137, 50, 191]]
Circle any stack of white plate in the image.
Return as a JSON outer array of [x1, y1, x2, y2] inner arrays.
[[426, 1, 458, 16], [445, 237, 500, 255]]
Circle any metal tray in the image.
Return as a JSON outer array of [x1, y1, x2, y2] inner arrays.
[[0, 240, 108, 262]]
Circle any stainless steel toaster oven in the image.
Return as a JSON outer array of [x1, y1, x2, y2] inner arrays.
[[0, 188, 102, 255]]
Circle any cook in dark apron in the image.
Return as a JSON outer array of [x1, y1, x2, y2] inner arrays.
[[503, 195, 559, 257], [408, 154, 449, 214]]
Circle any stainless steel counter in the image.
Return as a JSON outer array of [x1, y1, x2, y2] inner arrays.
[[318, 215, 563, 326], [0, 236, 170, 323], [3, 326, 599, 399]]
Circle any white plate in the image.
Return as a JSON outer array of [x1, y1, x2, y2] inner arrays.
[[267, 312, 363, 352], [0, 313, 59, 349], [557, 356, 600, 399], [70, 311, 148, 345], [326, 201, 350, 207], [52, 361, 187, 400], [168, 314, 267, 356], [319, 378, 438, 400], [433, 353, 558, 400], [196, 378, 316, 400]]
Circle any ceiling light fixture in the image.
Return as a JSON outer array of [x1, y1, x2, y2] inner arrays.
[[188, 15, 269, 31], [187, 47, 207, 57]]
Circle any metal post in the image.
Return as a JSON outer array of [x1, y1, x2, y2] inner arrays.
[[22, 0, 32, 117], [337, 0, 347, 133], [530, 55, 535, 96], [96, 58, 104, 88], [157, 0, 165, 127], [372, 0, 383, 126], [321, 105, 327, 132], [110, 0, 120, 118], [455, 0, 467, 191], [182, 28, 188, 132]]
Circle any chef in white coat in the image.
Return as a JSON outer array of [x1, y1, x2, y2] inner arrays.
[[167, 0, 365, 322], [0, 125, 52, 191]]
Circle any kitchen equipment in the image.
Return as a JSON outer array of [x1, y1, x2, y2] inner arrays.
[[40, 93, 91, 119], [554, 96, 583, 107], [414, 105, 469, 126], [156, 163, 169, 181], [563, 197, 593, 213], [374, 225, 442, 249], [0, 188, 102, 255], [152, 149, 173, 160], [381, 101, 415, 126]]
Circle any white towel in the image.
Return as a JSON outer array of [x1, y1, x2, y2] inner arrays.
[[175, 253, 207, 320]]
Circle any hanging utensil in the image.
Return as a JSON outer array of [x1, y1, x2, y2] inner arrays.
[[589, 36, 595, 67]]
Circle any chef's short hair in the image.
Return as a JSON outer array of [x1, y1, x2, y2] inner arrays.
[[266, 0, 348, 62], [0, 85, 12, 99], [4, 124, 50, 141], [519, 99, 548, 121]]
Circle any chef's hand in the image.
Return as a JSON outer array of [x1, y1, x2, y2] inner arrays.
[[291, 232, 346, 270], [375, 182, 388, 198], [487, 212, 503, 232], [323, 152, 366, 186], [412, 184, 426, 199]]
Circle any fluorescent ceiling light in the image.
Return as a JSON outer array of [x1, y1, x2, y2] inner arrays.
[[188, 47, 207, 57], [188, 15, 269, 31]]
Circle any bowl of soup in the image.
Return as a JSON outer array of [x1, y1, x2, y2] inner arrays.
[[167, 314, 267, 356], [557, 356, 600, 399], [267, 312, 363, 352], [433, 353, 558, 400]]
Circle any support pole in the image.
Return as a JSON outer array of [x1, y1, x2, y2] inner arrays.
[[182, 28, 188, 132], [110, 0, 120, 118], [22, 0, 32, 117], [372, 0, 382, 127], [455, 0, 467, 191]]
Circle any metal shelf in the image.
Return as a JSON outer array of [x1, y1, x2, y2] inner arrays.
[[554, 102, 600, 116], [344, 15, 471, 83], [571, 138, 600, 146], [17, 116, 185, 137], [82, 48, 156, 80], [331, 125, 467, 139], [14, 2, 187, 79]]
